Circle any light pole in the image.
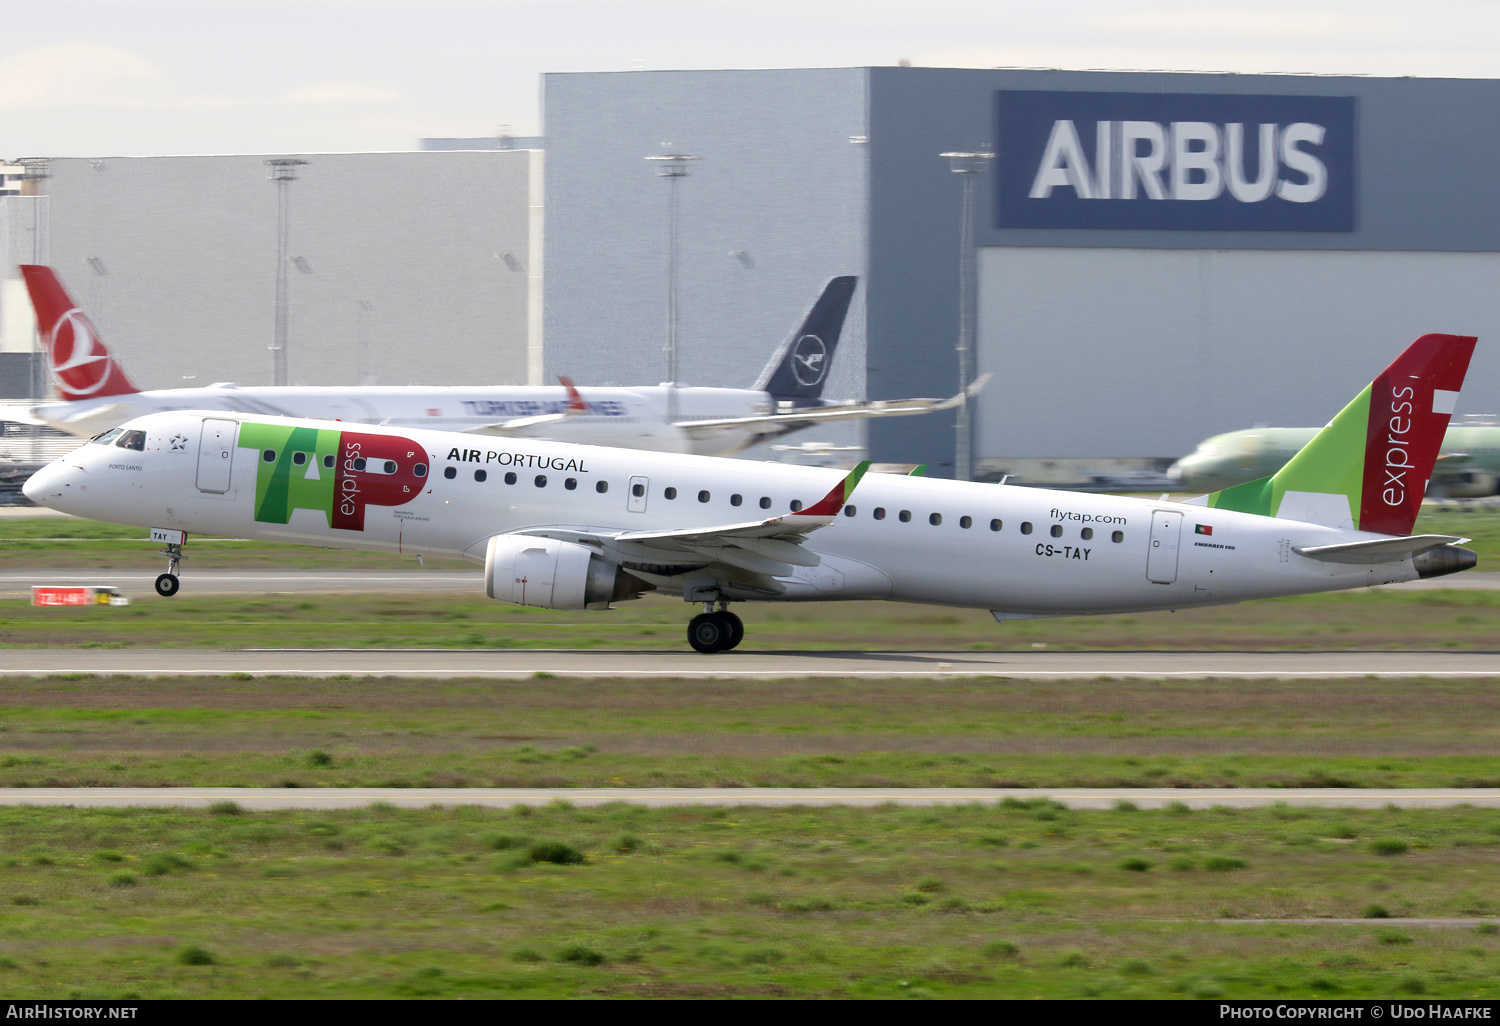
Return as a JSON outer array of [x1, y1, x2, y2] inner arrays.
[[645, 150, 697, 424], [16, 158, 50, 405], [941, 149, 992, 482], [265, 159, 308, 386]]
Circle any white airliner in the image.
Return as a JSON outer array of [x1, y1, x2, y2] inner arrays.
[[15, 266, 981, 456], [24, 333, 1477, 652]]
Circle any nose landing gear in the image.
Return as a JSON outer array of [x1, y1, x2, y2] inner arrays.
[[151, 529, 187, 597], [687, 602, 744, 654]]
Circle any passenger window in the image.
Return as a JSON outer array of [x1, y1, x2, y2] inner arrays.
[[929, 513, 942, 526], [383, 460, 397, 474], [1050, 525, 1062, 538], [565, 478, 578, 490], [505, 472, 517, 485], [292, 451, 307, 466], [665, 487, 677, 500], [474, 469, 487, 482], [632, 483, 645, 498], [535, 475, 547, 488], [698, 490, 710, 503], [959, 516, 972, 529], [323, 454, 335, 470], [414, 464, 427, 478], [1112, 530, 1124, 543], [759, 497, 771, 509], [873, 507, 886, 520], [790, 500, 803, 512], [898, 510, 911, 523], [843, 505, 856, 517], [263, 449, 278, 463], [596, 480, 608, 494], [990, 519, 1002, 531], [1021, 522, 1033, 535], [92, 428, 124, 446], [1081, 527, 1093, 540], [353, 457, 366, 471], [115, 430, 146, 451], [443, 466, 457, 480], [730, 494, 742, 506]]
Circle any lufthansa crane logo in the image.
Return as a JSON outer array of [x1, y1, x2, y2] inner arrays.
[[47, 308, 115, 397], [790, 334, 828, 387]]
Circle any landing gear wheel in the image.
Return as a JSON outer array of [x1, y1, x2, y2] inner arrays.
[[687, 612, 730, 654], [718, 611, 744, 651], [154, 573, 180, 598]]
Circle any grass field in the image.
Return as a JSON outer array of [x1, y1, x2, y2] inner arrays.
[[2, 586, 1499, 651], [0, 674, 1496, 789], [0, 802, 1497, 998]]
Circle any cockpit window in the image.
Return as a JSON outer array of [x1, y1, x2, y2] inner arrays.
[[91, 428, 124, 446], [115, 430, 146, 452]]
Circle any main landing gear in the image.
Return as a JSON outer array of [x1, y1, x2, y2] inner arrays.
[[687, 602, 744, 654], [154, 534, 187, 598]]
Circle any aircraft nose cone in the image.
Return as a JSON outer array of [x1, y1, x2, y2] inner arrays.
[[22, 460, 76, 509], [1165, 460, 1185, 484]]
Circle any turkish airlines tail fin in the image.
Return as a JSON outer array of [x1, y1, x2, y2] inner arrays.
[[19, 265, 139, 401], [1198, 333, 1477, 536], [753, 276, 858, 403]]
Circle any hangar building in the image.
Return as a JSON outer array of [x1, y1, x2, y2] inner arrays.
[[543, 68, 1500, 475], [0, 150, 541, 397]]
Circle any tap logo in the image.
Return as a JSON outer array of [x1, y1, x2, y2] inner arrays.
[[790, 334, 828, 387], [48, 308, 121, 398], [238, 423, 429, 531]]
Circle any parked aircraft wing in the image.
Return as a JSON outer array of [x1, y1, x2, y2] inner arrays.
[[460, 378, 591, 435], [676, 375, 991, 440]]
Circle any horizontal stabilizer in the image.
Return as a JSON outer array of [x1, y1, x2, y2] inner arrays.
[[1293, 534, 1467, 564]]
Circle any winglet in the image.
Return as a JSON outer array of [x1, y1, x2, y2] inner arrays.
[[558, 376, 587, 413], [908, 464, 928, 477], [800, 460, 872, 517]]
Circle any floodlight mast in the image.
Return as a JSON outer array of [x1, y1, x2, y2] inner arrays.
[[265, 159, 308, 387], [941, 150, 992, 482], [645, 151, 697, 424]]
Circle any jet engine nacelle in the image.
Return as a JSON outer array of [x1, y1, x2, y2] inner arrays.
[[484, 535, 639, 610]]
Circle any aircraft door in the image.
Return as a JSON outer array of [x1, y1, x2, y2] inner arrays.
[[1147, 510, 1183, 584], [196, 418, 237, 494], [627, 475, 649, 513]]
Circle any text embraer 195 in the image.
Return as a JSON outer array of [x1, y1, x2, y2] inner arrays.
[[24, 334, 1477, 652], [15, 266, 980, 456]]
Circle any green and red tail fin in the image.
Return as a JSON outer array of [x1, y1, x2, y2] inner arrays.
[[1198, 333, 1477, 536], [801, 460, 872, 517]]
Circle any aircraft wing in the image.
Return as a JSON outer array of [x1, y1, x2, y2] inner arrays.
[[512, 462, 871, 583], [675, 374, 991, 440], [460, 376, 591, 436]]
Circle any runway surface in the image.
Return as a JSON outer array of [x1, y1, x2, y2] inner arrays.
[[0, 569, 482, 600], [3, 568, 1499, 601], [1, 647, 1498, 678], [2, 787, 1497, 810]]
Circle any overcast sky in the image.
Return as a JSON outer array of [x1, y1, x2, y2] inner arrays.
[[4, 0, 1500, 157]]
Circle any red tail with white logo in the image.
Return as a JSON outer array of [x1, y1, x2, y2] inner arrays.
[[1359, 334, 1476, 535], [19, 265, 139, 400]]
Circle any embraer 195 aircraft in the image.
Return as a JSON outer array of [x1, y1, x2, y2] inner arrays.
[[16, 265, 980, 455], [24, 334, 1478, 652]]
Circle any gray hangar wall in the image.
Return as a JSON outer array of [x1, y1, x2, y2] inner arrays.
[[542, 70, 870, 458], [548, 67, 1500, 470], [30, 151, 539, 393]]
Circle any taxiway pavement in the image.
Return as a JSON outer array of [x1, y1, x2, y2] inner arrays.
[[0, 787, 1497, 810], [1, 647, 1498, 678]]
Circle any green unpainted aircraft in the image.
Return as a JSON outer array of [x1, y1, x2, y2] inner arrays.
[[1170, 424, 1500, 497]]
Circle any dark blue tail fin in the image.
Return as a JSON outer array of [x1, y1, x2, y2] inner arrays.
[[753, 276, 857, 403]]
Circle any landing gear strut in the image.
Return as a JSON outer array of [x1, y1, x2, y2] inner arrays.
[[154, 532, 186, 597], [687, 602, 744, 654]]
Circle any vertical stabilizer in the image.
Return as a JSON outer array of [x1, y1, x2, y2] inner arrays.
[[1201, 334, 1476, 536], [753, 276, 858, 403], [19, 265, 138, 400]]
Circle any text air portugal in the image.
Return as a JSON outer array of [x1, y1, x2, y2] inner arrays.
[[1359, 335, 1476, 536]]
